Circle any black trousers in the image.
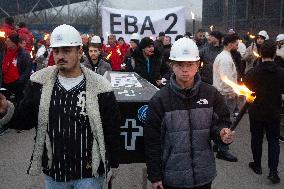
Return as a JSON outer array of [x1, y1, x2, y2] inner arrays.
[[3, 81, 25, 106], [164, 182, 211, 189], [249, 117, 280, 172]]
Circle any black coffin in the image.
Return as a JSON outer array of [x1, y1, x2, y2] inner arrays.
[[105, 71, 159, 164]]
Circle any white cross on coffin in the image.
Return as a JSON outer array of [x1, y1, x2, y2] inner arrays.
[[120, 119, 143, 151]]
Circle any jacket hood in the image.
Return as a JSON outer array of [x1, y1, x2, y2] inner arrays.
[[169, 73, 202, 99]]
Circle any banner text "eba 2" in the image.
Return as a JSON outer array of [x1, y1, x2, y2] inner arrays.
[[110, 13, 178, 35]]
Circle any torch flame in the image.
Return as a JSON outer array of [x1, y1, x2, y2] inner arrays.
[[253, 51, 261, 58], [249, 34, 256, 39], [221, 75, 256, 103], [0, 31, 5, 38], [210, 25, 214, 31], [44, 34, 50, 41], [191, 11, 195, 20]]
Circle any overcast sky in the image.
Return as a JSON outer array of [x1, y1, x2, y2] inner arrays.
[[72, 0, 202, 20]]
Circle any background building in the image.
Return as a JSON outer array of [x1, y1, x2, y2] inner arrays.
[[202, 0, 284, 38]]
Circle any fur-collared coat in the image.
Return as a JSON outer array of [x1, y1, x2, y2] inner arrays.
[[2, 65, 120, 184]]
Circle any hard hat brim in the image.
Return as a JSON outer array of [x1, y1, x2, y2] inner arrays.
[[50, 43, 83, 48], [169, 57, 200, 62]]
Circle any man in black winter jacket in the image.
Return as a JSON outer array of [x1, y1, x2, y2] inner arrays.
[[244, 39, 284, 184], [133, 37, 163, 87], [145, 37, 235, 189], [0, 24, 120, 189], [199, 31, 223, 85]]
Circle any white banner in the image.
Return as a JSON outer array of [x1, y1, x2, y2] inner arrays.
[[101, 6, 186, 43]]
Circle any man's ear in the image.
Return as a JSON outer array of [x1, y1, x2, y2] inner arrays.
[[78, 47, 83, 59]]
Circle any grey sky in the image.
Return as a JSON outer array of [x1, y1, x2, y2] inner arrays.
[[71, 0, 202, 20], [107, 0, 202, 19]]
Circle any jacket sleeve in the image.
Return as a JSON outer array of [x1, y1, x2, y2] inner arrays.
[[144, 95, 164, 183], [243, 46, 252, 62], [211, 89, 232, 142], [19, 53, 32, 83], [4, 81, 40, 130], [98, 91, 121, 168]]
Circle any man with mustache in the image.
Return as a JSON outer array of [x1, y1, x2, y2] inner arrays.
[[0, 24, 120, 189]]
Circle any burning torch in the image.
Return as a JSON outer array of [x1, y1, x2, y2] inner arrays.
[[191, 11, 195, 37], [253, 51, 261, 58], [221, 76, 256, 131], [209, 25, 214, 32], [0, 31, 5, 38], [44, 33, 50, 41], [106, 51, 113, 60]]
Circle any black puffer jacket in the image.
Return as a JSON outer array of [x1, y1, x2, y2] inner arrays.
[[145, 74, 231, 188], [132, 47, 162, 86], [244, 61, 284, 121]]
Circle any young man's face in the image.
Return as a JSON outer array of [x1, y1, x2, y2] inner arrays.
[[129, 41, 137, 49], [81, 36, 89, 45], [88, 46, 100, 61], [208, 35, 219, 46], [143, 45, 154, 56], [108, 36, 116, 46], [53, 46, 82, 73], [118, 39, 124, 46], [172, 61, 199, 84], [256, 37, 265, 45], [196, 32, 205, 41], [229, 40, 239, 51], [163, 36, 171, 46]]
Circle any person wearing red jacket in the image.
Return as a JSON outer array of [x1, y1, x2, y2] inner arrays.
[[118, 37, 129, 61], [17, 22, 34, 53], [105, 34, 123, 71], [2, 33, 32, 106], [0, 17, 16, 38]]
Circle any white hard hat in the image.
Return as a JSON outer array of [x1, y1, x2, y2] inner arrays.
[[169, 37, 200, 61], [130, 33, 140, 41], [91, 35, 102, 44], [258, 30, 269, 40], [276, 34, 284, 42], [50, 24, 82, 48]]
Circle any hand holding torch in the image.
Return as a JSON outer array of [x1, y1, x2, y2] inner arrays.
[[221, 76, 256, 131]]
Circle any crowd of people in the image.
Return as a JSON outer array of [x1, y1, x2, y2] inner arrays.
[[0, 15, 283, 189]]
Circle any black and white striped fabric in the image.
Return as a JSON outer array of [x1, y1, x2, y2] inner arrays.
[[42, 77, 94, 182]]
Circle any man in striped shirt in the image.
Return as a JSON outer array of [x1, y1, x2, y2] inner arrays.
[[0, 24, 120, 189]]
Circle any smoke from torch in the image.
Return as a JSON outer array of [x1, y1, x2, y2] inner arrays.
[[221, 75, 256, 130]]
